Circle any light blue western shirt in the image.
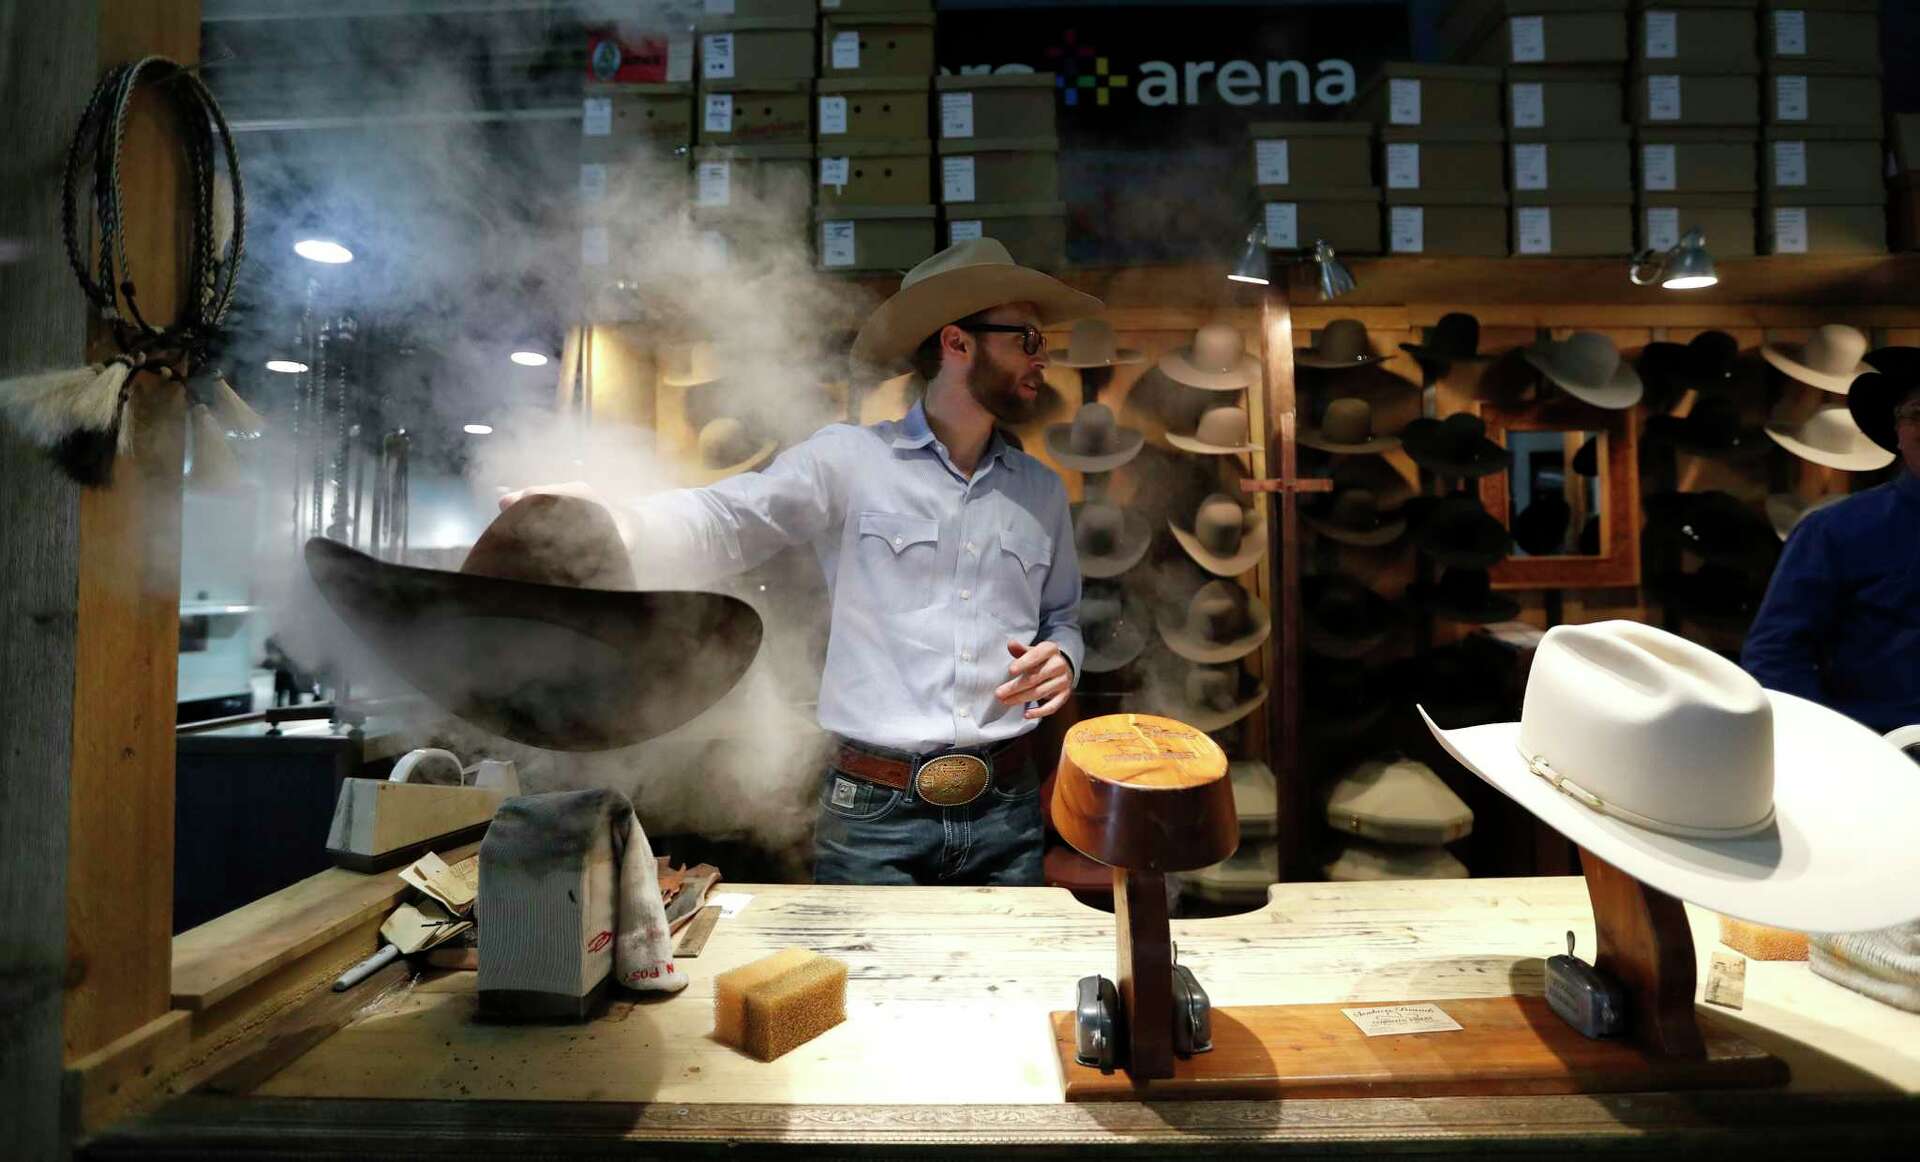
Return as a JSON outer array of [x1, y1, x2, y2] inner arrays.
[[632, 403, 1084, 753]]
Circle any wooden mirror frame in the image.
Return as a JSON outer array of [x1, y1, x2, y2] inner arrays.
[[1473, 398, 1641, 590]]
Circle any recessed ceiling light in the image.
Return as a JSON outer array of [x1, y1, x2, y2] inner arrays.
[[463, 423, 494, 435], [294, 239, 354, 264], [265, 359, 309, 374], [509, 350, 550, 367]]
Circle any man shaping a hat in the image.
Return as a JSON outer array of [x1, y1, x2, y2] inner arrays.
[[1743, 375, 1920, 735], [503, 239, 1099, 885]]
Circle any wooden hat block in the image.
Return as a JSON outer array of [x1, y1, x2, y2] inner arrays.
[[1051, 714, 1239, 1080], [1051, 827, 1788, 1100]]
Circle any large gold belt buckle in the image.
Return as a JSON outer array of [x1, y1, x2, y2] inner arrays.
[[915, 752, 991, 807]]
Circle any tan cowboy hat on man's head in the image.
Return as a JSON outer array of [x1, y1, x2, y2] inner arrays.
[[851, 238, 1102, 372], [1050, 318, 1144, 368], [1762, 323, 1872, 395]]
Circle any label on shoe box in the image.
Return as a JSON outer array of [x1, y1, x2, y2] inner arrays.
[[940, 92, 974, 138], [1644, 11, 1677, 60], [1773, 206, 1808, 253], [1647, 75, 1681, 121], [1646, 205, 1681, 251], [1642, 144, 1676, 191], [1390, 205, 1425, 253], [1511, 82, 1544, 129], [1517, 206, 1553, 254], [704, 93, 733, 134], [821, 220, 856, 267], [1773, 140, 1807, 187], [818, 95, 848, 135], [1255, 139, 1290, 185], [1389, 78, 1421, 126], [702, 33, 735, 80], [1514, 143, 1549, 191], [1386, 142, 1420, 190], [1264, 202, 1299, 249], [1510, 16, 1545, 63]]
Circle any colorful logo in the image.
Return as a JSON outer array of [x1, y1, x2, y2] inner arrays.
[[1045, 31, 1129, 107]]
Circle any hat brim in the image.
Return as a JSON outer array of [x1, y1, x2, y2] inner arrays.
[[1165, 430, 1259, 455], [852, 264, 1103, 372], [1051, 347, 1146, 368], [1081, 620, 1148, 673], [1846, 371, 1911, 454], [1399, 342, 1489, 365], [1764, 421, 1896, 472], [1168, 518, 1269, 577], [1302, 511, 1408, 548], [687, 438, 778, 484], [1410, 511, 1513, 569], [1400, 422, 1509, 478], [1157, 349, 1262, 391], [1072, 503, 1153, 578], [661, 371, 722, 388], [1150, 684, 1270, 733], [1298, 430, 1402, 455], [304, 539, 763, 752], [1761, 343, 1872, 395], [1297, 351, 1389, 371], [1044, 423, 1146, 473], [1419, 693, 1920, 932], [1522, 348, 1645, 410], [1155, 598, 1273, 664]]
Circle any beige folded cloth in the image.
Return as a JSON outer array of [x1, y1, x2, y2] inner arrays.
[[1809, 922, 1920, 1012]]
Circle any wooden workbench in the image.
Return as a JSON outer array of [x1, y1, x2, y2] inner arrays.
[[94, 879, 1920, 1156]]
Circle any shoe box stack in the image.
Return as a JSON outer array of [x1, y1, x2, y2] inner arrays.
[[1759, 0, 1886, 255], [1248, 120, 1380, 256], [578, 32, 694, 271], [1357, 63, 1509, 257], [693, 3, 817, 259], [934, 72, 1064, 268]]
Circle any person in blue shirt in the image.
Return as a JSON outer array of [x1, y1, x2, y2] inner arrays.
[[1743, 375, 1920, 735]]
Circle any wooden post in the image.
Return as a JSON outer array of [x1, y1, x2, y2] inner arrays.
[[1579, 846, 1706, 1059], [1257, 287, 1307, 880], [1112, 868, 1175, 1079]]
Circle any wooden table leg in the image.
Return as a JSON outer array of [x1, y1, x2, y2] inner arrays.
[[1579, 847, 1705, 1059], [1113, 867, 1174, 1079]]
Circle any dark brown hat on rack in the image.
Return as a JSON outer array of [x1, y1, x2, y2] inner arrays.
[[1399, 312, 1489, 376], [1299, 397, 1401, 455], [1156, 578, 1272, 663], [1301, 573, 1405, 660], [1637, 330, 1737, 412], [1407, 567, 1520, 624], [1303, 486, 1406, 547], [1399, 412, 1507, 478], [1848, 346, 1920, 455], [1297, 318, 1387, 370], [1044, 402, 1145, 472], [1406, 494, 1513, 568]]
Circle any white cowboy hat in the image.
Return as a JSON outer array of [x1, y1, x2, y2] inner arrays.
[[1049, 318, 1144, 368], [1761, 324, 1873, 395], [687, 417, 776, 484], [1158, 322, 1261, 391], [1326, 757, 1473, 846], [1166, 404, 1259, 455], [1043, 402, 1144, 473], [851, 237, 1101, 372], [1764, 403, 1896, 472], [1169, 492, 1268, 576], [1419, 620, 1920, 932], [1521, 331, 1644, 410]]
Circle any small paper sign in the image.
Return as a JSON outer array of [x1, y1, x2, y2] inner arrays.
[[1389, 205, 1424, 254], [1510, 14, 1545, 63], [1385, 142, 1420, 190], [666, 33, 693, 83], [1254, 139, 1290, 185], [1388, 77, 1421, 125], [1517, 206, 1553, 254], [949, 219, 984, 242], [1774, 9, 1807, 56], [706, 891, 754, 918], [1773, 139, 1808, 187], [821, 220, 856, 268], [1511, 82, 1544, 129], [1773, 206, 1809, 253], [581, 225, 610, 267], [696, 160, 731, 208], [1342, 1003, 1464, 1037], [818, 95, 848, 135], [1513, 142, 1548, 191], [1645, 205, 1681, 252], [831, 30, 860, 71], [1776, 74, 1809, 122], [702, 34, 735, 80], [1647, 74, 1682, 122], [1644, 10, 1678, 59], [1705, 950, 1748, 1009], [581, 96, 612, 137], [1263, 201, 1298, 250], [1642, 143, 1677, 191], [942, 155, 977, 203], [940, 91, 975, 138], [579, 163, 608, 203], [820, 156, 849, 188], [703, 93, 733, 135]]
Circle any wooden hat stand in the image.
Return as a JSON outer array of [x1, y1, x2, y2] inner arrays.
[[1048, 715, 1787, 1101]]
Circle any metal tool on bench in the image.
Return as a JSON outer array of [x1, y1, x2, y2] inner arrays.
[[1076, 945, 1213, 1071]]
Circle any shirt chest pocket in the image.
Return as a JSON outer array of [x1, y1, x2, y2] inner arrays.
[[983, 526, 1053, 633], [855, 511, 941, 613]]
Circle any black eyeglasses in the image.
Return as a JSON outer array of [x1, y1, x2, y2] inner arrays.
[[962, 323, 1045, 356]]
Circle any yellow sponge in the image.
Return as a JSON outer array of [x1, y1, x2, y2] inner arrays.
[[1719, 915, 1809, 961], [713, 948, 848, 1062]]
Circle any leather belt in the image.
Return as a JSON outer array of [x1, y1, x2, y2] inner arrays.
[[833, 733, 1040, 808]]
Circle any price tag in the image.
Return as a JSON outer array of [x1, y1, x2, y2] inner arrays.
[[1773, 139, 1808, 187], [818, 95, 848, 135], [1773, 206, 1809, 253], [1389, 206, 1424, 254], [696, 160, 731, 208], [940, 92, 975, 138], [820, 156, 850, 189], [942, 156, 977, 203], [831, 31, 860, 71], [1642, 143, 1677, 191], [1388, 78, 1421, 125], [1385, 142, 1420, 190], [1263, 202, 1298, 250], [1254, 139, 1290, 185], [1511, 82, 1544, 129], [821, 220, 857, 268], [1644, 10, 1677, 60], [666, 33, 693, 83], [703, 0, 734, 13], [1513, 143, 1549, 191], [949, 219, 984, 242], [582, 96, 612, 137], [1775, 75, 1808, 122], [1343, 1003, 1464, 1037], [703, 93, 733, 135], [1773, 10, 1807, 56], [1647, 74, 1682, 122], [1645, 206, 1681, 252], [702, 33, 734, 80], [1517, 206, 1553, 254], [581, 225, 610, 267], [578, 163, 608, 203], [1510, 15, 1545, 63]]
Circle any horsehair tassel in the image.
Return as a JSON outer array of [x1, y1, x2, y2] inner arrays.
[[0, 356, 135, 450], [186, 402, 248, 492], [187, 367, 264, 437]]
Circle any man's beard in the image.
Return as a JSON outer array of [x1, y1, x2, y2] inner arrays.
[[966, 355, 1045, 425]]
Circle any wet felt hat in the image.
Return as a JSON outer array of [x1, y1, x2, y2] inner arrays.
[[1761, 323, 1873, 395], [1299, 397, 1401, 454], [1044, 402, 1145, 473], [1399, 312, 1489, 375], [1407, 567, 1520, 624], [1303, 486, 1406, 548], [1642, 491, 1781, 575], [1521, 331, 1644, 410], [1071, 501, 1153, 578], [852, 237, 1102, 372], [1158, 321, 1261, 391], [1297, 318, 1387, 370], [1169, 492, 1268, 576], [1301, 573, 1406, 660], [689, 417, 776, 484], [1156, 578, 1272, 664], [1399, 413, 1508, 478], [1406, 494, 1513, 569], [1079, 587, 1147, 673], [1049, 317, 1145, 368], [1166, 404, 1260, 455]]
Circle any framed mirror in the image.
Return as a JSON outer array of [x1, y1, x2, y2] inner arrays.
[[1473, 399, 1640, 590]]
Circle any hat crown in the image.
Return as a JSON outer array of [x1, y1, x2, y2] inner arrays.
[[1438, 567, 1491, 603], [1195, 405, 1251, 446], [1430, 312, 1479, 355], [1316, 318, 1372, 362], [1329, 488, 1380, 526], [461, 495, 636, 590], [1321, 397, 1374, 443], [698, 417, 755, 467], [1440, 412, 1487, 449], [1194, 494, 1247, 554], [1515, 621, 1775, 836], [1186, 665, 1238, 711], [1185, 579, 1248, 641], [901, 236, 1019, 290], [1067, 318, 1121, 364], [1077, 503, 1123, 554], [1556, 331, 1622, 386], [663, 341, 719, 384], [1068, 402, 1120, 453], [1190, 323, 1246, 373], [1803, 324, 1868, 375]]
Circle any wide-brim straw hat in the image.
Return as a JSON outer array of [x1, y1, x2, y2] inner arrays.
[[1521, 331, 1644, 410], [1761, 323, 1873, 395], [1764, 404, 1896, 472], [851, 238, 1101, 372], [1044, 402, 1146, 473], [1158, 321, 1262, 391], [1049, 317, 1144, 368]]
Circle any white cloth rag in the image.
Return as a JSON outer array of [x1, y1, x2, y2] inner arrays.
[[1809, 922, 1920, 1013]]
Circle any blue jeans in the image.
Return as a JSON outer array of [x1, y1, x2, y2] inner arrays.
[[812, 750, 1044, 886]]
